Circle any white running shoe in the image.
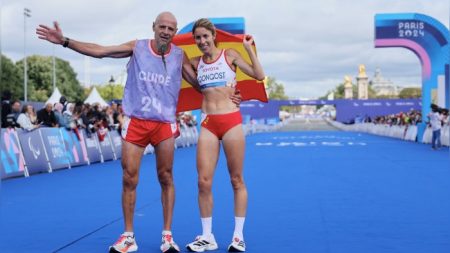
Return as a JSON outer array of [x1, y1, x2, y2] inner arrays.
[[109, 233, 138, 253], [160, 232, 180, 253], [186, 234, 219, 252], [227, 236, 245, 252]]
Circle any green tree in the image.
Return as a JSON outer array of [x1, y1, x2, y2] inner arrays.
[[398, 87, 421, 98], [16, 55, 84, 102], [95, 83, 124, 101], [1, 54, 22, 99], [265, 76, 288, 100]]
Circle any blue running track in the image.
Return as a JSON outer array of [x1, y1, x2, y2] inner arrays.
[[1, 131, 450, 253]]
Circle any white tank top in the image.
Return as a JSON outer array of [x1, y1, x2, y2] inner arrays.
[[197, 50, 236, 90]]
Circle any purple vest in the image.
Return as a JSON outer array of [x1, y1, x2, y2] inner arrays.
[[122, 39, 183, 123]]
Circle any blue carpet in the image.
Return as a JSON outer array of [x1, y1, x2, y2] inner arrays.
[[1, 131, 449, 253]]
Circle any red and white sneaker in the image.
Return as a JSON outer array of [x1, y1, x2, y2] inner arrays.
[[109, 233, 138, 253], [227, 236, 245, 252], [160, 232, 180, 253]]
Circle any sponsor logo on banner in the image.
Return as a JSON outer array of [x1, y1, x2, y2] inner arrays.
[[398, 21, 425, 38], [28, 137, 41, 159]]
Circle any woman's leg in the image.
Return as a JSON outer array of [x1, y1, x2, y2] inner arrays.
[[197, 127, 220, 219], [222, 124, 247, 243]]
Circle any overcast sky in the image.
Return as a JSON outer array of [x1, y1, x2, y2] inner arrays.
[[1, 0, 449, 99]]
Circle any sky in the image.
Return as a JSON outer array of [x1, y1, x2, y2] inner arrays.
[[1, 0, 449, 99]]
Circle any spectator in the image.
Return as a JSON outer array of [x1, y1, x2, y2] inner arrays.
[[54, 102, 67, 128], [5, 100, 22, 128], [17, 104, 40, 131], [1, 90, 12, 128], [428, 104, 443, 150], [59, 96, 68, 112], [37, 103, 59, 127]]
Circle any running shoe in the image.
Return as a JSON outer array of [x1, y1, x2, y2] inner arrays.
[[160, 232, 180, 253], [227, 236, 245, 252], [186, 234, 219, 252], [109, 233, 138, 253]]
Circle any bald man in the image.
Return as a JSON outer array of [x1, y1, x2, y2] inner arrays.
[[37, 12, 200, 253]]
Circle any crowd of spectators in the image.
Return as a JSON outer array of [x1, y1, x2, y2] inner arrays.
[[1, 91, 124, 140], [371, 110, 423, 126]]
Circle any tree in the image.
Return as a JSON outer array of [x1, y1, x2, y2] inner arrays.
[[265, 76, 288, 100], [1, 54, 22, 99], [16, 55, 84, 102], [398, 87, 421, 98], [322, 82, 377, 100], [95, 83, 124, 101]]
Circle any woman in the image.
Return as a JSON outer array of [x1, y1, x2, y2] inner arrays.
[[17, 104, 40, 131], [186, 18, 264, 252]]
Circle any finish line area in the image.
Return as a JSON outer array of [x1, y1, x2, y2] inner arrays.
[[1, 130, 449, 253]]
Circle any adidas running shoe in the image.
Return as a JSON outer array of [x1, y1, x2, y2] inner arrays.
[[186, 234, 219, 252]]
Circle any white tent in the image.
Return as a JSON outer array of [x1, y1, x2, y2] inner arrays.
[[84, 87, 109, 107], [45, 87, 62, 106]]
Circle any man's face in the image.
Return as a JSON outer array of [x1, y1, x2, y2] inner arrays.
[[153, 15, 177, 48], [12, 102, 21, 112], [46, 104, 52, 112]]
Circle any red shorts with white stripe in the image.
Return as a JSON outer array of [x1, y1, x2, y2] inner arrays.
[[201, 110, 242, 139], [121, 117, 179, 147]]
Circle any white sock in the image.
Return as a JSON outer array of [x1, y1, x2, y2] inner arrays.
[[201, 217, 212, 237], [123, 231, 134, 237], [234, 217, 245, 240], [162, 230, 172, 235]]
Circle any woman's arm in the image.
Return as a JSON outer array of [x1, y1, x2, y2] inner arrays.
[[226, 35, 265, 81]]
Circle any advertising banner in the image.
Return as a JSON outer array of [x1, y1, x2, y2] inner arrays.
[[60, 128, 89, 167], [98, 131, 115, 161], [16, 129, 49, 175], [109, 130, 122, 159], [0, 128, 27, 179], [82, 130, 102, 164], [39, 128, 70, 170]]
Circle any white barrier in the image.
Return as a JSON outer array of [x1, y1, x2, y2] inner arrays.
[[328, 119, 449, 146], [422, 125, 449, 146]]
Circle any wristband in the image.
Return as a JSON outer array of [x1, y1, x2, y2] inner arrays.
[[62, 37, 70, 48]]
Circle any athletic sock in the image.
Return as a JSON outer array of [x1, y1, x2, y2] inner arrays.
[[162, 230, 172, 235], [234, 217, 245, 240], [201, 217, 212, 238], [123, 231, 134, 237]]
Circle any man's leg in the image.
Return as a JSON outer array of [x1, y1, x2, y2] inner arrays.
[[110, 140, 144, 253], [154, 137, 181, 253], [154, 137, 176, 231], [122, 141, 145, 232]]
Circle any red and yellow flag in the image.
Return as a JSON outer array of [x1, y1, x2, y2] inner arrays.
[[172, 29, 268, 112]]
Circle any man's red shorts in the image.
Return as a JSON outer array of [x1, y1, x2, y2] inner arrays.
[[121, 117, 178, 147]]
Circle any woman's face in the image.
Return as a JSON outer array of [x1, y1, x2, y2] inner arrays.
[[194, 27, 216, 54], [26, 105, 33, 114]]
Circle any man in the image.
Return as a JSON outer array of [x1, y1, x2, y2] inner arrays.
[[1, 90, 12, 128], [428, 104, 443, 150], [37, 103, 59, 127], [5, 100, 21, 128], [36, 12, 213, 253]]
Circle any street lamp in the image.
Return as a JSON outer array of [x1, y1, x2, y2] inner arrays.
[[109, 75, 115, 101], [23, 7, 31, 102]]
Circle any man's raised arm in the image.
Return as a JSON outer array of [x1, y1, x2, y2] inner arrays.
[[36, 21, 134, 59]]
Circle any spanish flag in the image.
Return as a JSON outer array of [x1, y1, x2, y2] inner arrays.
[[173, 29, 268, 113]]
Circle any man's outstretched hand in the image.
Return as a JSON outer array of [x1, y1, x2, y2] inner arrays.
[[230, 89, 242, 107], [36, 21, 64, 45]]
